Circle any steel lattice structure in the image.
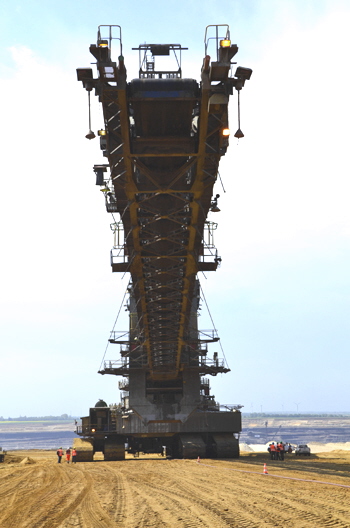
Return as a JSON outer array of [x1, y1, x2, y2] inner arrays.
[[75, 25, 251, 460]]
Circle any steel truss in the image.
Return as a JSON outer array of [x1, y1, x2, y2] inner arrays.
[[77, 26, 250, 382]]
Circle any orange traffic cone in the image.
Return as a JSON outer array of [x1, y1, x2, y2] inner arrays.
[[197, 456, 200, 463], [263, 463, 268, 474]]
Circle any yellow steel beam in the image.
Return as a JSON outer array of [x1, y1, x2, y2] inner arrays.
[[175, 67, 212, 374], [111, 85, 155, 372]]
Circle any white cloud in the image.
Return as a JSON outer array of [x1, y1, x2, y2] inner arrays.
[[214, 7, 350, 264], [1, 4, 350, 415]]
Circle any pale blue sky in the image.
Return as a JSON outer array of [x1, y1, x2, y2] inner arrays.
[[0, 0, 349, 417]]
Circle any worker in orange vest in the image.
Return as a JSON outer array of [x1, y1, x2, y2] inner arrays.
[[72, 448, 77, 464], [66, 447, 71, 463], [269, 442, 276, 460], [277, 442, 285, 461], [56, 447, 63, 463]]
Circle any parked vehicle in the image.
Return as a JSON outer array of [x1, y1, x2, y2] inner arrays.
[[295, 444, 311, 456]]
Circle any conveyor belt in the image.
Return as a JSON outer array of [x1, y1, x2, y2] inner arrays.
[[77, 27, 251, 384]]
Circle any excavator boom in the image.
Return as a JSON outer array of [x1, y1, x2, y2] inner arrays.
[[75, 24, 251, 460]]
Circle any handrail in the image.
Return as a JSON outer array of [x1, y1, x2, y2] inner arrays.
[[97, 25, 122, 56], [204, 24, 230, 59]]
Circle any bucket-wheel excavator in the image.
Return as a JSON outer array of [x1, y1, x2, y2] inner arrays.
[[75, 24, 251, 460]]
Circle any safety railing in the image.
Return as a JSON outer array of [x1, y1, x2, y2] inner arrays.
[[97, 25, 122, 57], [198, 329, 220, 343], [199, 357, 225, 369], [108, 330, 129, 343], [118, 379, 130, 390], [204, 24, 230, 60]]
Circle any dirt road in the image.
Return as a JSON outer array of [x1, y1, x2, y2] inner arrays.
[[1, 450, 350, 527]]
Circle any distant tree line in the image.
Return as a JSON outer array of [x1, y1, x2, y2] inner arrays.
[[243, 413, 350, 418], [0, 414, 77, 421]]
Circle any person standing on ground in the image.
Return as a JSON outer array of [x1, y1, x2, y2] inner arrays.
[[72, 447, 77, 463], [57, 447, 63, 463], [270, 442, 276, 460], [268, 443, 273, 460], [277, 442, 285, 461], [66, 447, 71, 464]]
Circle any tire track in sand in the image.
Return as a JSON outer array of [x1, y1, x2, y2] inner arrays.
[[0, 463, 92, 528], [121, 461, 253, 528], [2, 454, 350, 528], [88, 462, 155, 528], [181, 460, 350, 528], [117, 459, 350, 528]]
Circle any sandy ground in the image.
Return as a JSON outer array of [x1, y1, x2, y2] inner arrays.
[[1, 450, 350, 527]]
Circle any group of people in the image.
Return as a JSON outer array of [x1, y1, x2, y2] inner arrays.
[[56, 447, 77, 463], [267, 442, 292, 461]]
